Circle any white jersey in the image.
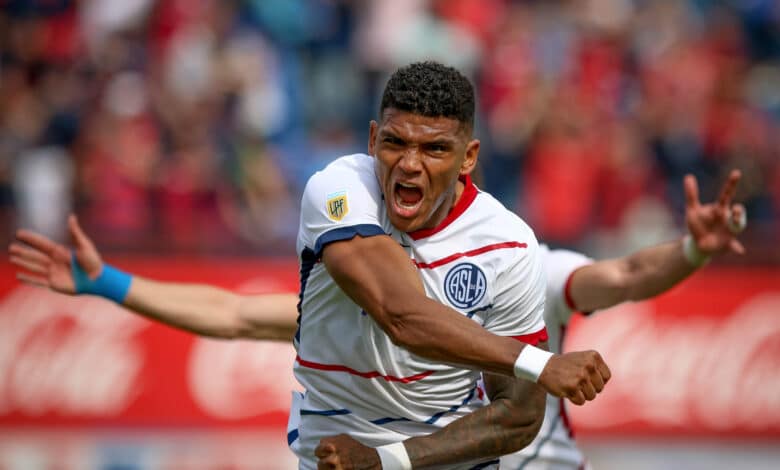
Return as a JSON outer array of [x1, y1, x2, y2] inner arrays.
[[500, 244, 593, 470], [289, 153, 547, 470]]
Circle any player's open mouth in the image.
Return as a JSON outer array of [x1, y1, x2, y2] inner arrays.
[[393, 182, 424, 217]]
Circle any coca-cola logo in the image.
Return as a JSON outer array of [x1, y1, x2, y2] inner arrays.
[[188, 339, 299, 419], [0, 286, 146, 416], [567, 293, 780, 433], [188, 277, 301, 420]]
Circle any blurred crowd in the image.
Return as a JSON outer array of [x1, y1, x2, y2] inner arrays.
[[0, 0, 777, 261]]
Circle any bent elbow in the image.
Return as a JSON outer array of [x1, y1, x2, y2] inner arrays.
[[374, 300, 420, 349]]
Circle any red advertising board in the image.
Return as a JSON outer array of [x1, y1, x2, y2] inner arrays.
[[567, 266, 780, 438], [0, 258, 301, 430], [0, 259, 778, 438]]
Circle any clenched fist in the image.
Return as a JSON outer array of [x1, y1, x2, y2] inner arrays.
[[315, 434, 381, 470], [538, 350, 611, 405]]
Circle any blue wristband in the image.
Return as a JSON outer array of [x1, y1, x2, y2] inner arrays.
[[71, 254, 132, 304]]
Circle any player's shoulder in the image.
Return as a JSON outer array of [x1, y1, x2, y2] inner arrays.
[[541, 245, 592, 268], [539, 244, 593, 286], [303, 153, 380, 197], [471, 189, 537, 243]]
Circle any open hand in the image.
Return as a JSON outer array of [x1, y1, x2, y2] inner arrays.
[[9, 214, 103, 294], [684, 170, 746, 256]]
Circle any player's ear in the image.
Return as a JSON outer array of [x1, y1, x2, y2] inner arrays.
[[460, 139, 480, 176], [368, 120, 378, 156]]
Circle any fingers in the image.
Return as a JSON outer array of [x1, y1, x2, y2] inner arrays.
[[315, 442, 339, 470], [729, 238, 745, 255], [570, 351, 610, 406], [9, 242, 50, 266], [69, 214, 95, 251], [15, 229, 61, 257], [581, 379, 597, 401], [9, 254, 47, 275], [315, 442, 336, 459], [589, 365, 605, 393], [683, 174, 700, 210], [568, 390, 586, 406], [16, 272, 50, 288], [717, 169, 741, 208], [594, 351, 611, 384], [317, 459, 338, 470]]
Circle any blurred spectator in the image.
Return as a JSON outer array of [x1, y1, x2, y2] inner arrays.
[[0, 0, 776, 261]]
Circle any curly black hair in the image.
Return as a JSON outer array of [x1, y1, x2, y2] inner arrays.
[[379, 61, 475, 132]]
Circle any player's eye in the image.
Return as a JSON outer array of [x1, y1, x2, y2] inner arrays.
[[426, 143, 450, 154]]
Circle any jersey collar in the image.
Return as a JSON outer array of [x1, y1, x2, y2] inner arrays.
[[408, 174, 478, 241]]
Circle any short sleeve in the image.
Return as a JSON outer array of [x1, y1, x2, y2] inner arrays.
[[483, 237, 547, 345], [543, 247, 594, 324], [298, 156, 387, 256]]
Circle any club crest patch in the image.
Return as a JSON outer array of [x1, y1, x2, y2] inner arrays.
[[326, 190, 349, 221], [444, 263, 487, 309]]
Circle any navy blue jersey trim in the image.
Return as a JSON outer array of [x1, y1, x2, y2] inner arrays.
[[370, 416, 412, 426], [313, 224, 386, 256], [287, 429, 299, 445], [515, 413, 562, 469], [296, 247, 318, 343], [467, 304, 493, 319], [371, 385, 479, 427], [470, 459, 500, 469], [300, 408, 352, 416], [425, 385, 478, 425]]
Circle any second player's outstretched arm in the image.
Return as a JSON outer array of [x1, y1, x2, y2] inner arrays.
[[10, 215, 299, 341], [568, 170, 746, 313], [125, 279, 299, 341]]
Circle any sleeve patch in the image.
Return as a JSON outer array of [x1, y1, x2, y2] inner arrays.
[[326, 191, 349, 221]]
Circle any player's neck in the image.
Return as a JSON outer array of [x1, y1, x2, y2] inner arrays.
[[424, 180, 464, 230]]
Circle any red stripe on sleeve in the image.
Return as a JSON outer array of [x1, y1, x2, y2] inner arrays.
[[563, 268, 579, 311], [510, 327, 548, 345]]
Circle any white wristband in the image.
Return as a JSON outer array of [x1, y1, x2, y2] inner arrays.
[[513, 345, 554, 382], [682, 235, 711, 267], [376, 442, 412, 470], [726, 207, 747, 234]]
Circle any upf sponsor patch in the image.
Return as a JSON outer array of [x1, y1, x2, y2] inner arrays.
[[326, 190, 349, 221]]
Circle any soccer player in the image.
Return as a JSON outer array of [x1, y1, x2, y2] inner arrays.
[[10, 168, 745, 469], [9, 62, 610, 470], [500, 169, 746, 470], [308, 169, 748, 469]]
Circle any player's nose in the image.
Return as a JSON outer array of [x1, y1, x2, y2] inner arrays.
[[397, 147, 423, 174]]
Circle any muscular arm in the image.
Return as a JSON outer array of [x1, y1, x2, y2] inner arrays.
[[402, 345, 547, 467], [568, 239, 695, 313], [124, 278, 299, 341], [323, 234, 526, 377]]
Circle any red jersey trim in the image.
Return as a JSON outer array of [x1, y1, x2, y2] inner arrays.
[[510, 327, 549, 346], [414, 241, 528, 270], [563, 267, 582, 311], [559, 325, 575, 437], [408, 174, 478, 240], [295, 356, 434, 383]]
